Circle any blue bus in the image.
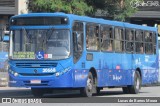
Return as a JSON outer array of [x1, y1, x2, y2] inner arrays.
[[8, 12, 159, 97]]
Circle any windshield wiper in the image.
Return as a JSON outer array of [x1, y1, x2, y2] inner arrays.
[[45, 27, 55, 45], [46, 27, 55, 40], [22, 27, 33, 43]]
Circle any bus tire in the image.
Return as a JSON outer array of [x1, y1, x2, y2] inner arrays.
[[31, 88, 44, 97], [129, 71, 141, 94], [80, 72, 94, 97]]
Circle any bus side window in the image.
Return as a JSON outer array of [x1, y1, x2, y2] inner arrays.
[[114, 27, 123, 52], [135, 30, 144, 54], [125, 29, 134, 53], [86, 23, 99, 51], [100, 25, 113, 51], [72, 22, 84, 63], [145, 31, 153, 54]]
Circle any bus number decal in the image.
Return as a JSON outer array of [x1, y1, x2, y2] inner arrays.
[[42, 68, 56, 73]]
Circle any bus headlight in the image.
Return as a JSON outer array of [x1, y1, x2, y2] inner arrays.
[[55, 72, 60, 77], [14, 72, 19, 77], [9, 69, 19, 77]]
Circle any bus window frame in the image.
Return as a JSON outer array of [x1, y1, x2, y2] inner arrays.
[[72, 21, 84, 63], [135, 29, 144, 54], [125, 28, 135, 53], [86, 22, 100, 52], [152, 32, 157, 54], [114, 26, 125, 53], [144, 31, 154, 55], [100, 24, 114, 52]]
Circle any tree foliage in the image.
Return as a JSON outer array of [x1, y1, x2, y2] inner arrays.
[[27, 0, 93, 15], [106, 0, 143, 21], [86, 0, 143, 21], [28, 0, 143, 21], [107, 0, 138, 21]]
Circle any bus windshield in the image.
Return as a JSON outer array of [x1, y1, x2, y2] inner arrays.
[[12, 29, 70, 60]]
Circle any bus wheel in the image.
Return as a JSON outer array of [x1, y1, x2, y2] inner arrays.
[[129, 71, 141, 94], [31, 88, 44, 97], [80, 72, 94, 97]]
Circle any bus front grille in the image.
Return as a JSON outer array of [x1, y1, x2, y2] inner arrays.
[[19, 73, 54, 76], [15, 62, 57, 68]]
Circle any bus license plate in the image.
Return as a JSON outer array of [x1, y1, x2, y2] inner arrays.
[[30, 80, 41, 84]]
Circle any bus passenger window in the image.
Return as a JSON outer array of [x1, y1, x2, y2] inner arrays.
[[100, 25, 113, 51], [140, 44, 144, 53], [136, 43, 144, 53], [114, 28, 123, 52], [144, 32, 150, 42], [136, 30, 143, 41], [144, 31, 154, 54], [86, 24, 99, 51], [72, 22, 84, 63], [135, 30, 144, 54], [125, 29, 134, 52], [145, 43, 153, 54]]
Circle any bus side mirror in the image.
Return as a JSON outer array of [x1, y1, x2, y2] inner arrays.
[[73, 32, 78, 52]]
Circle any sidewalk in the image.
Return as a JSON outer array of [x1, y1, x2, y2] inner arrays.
[[0, 87, 30, 90]]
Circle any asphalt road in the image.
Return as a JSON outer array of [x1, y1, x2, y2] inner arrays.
[[0, 86, 160, 105], [0, 86, 160, 97]]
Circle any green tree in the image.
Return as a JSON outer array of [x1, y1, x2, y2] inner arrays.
[[27, 0, 93, 15], [86, 0, 143, 21], [108, 0, 141, 21], [28, 0, 143, 21]]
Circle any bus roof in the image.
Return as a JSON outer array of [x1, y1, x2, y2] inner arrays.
[[11, 12, 157, 32]]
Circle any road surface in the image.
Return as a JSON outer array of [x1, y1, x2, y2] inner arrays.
[[0, 86, 160, 106]]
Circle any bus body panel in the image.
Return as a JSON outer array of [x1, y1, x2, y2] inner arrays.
[[132, 54, 158, 85], [9, 69, 74, 88]]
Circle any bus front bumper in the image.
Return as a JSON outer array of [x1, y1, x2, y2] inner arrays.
[[8, 70, 74, 88]]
